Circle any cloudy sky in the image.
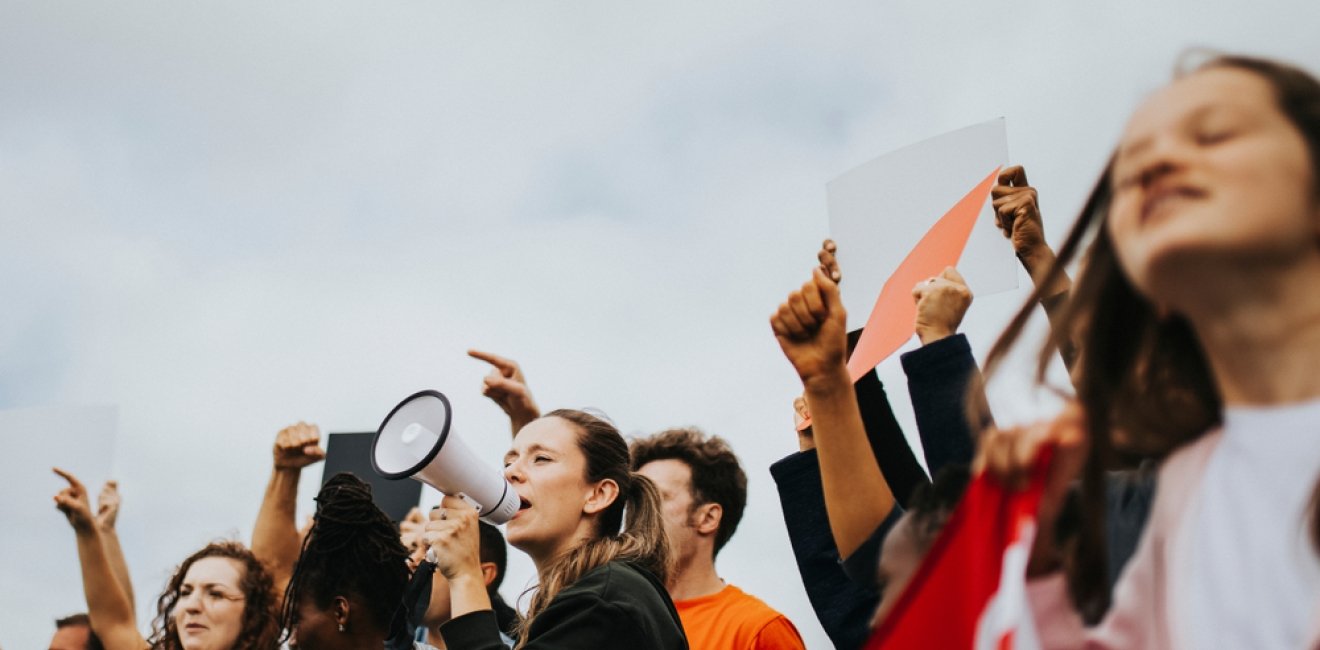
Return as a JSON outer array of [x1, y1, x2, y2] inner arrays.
[[4, 1, 1318, 647]]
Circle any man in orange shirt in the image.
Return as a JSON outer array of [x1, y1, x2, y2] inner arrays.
[[632, 429, 805, 650]]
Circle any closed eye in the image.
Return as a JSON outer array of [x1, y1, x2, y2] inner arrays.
[[1196, 129, 1235, 146]]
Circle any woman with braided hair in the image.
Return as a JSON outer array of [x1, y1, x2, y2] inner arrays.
[[425, 409, 687, 649], [280, 472, 412, 649]]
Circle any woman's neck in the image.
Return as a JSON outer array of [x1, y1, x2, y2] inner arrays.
[[531, 526, 596, 576], [1184, 257, 1320, 406]]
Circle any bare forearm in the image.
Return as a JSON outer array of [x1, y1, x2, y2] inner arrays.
[[99, 526, 136, 616], [1021, 248, 1070, 298], [805, 367, 897, 559], [1021, 247, 1078, 370], [252, 468, 302, 592], [75, 528, 144, 649], [508, 408, 540, 438]]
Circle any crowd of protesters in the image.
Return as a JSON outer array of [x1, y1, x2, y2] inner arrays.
[[45, 52, 1320, 649]]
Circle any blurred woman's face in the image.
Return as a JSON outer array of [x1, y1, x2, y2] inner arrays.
[[173, 557, 247, 650], [1108, 66, 1318, 303], [503, 417, 598, 563]]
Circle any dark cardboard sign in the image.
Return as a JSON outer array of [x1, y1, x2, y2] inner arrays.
[[321, 431, 422, 525]]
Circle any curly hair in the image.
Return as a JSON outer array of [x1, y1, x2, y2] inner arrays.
[[146, 541, 281, 649], [630, 427, 748, 555]]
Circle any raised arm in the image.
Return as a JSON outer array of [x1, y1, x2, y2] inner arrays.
[[771, 240, 896, 559], [251, 422, 325, 596], [53, 468, 146, 650], [469, 349, 541, 437], [770, 396, 881, 650], [991, 165, 1077, 369], [95, 480, 136, 616], [902, 266, 984, 475]]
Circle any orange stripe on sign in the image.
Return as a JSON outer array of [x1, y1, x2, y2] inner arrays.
[[844, 166, 1001, 382]]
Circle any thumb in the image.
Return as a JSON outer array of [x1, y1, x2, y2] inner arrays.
[[940, 266, 967, 286], [303, 445, 326, 460], [486, 375, 529, 398], [814, 267, 845, 316]]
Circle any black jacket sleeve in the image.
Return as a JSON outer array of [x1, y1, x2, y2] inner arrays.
[[899, 333, 985, 478], [441, 610, 510, 650], [442, 563, 685, 650], [850, 330, 928, 509], [771, 449, 882, 650]]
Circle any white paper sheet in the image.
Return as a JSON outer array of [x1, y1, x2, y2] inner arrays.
[[828, 118, 1017, 330]]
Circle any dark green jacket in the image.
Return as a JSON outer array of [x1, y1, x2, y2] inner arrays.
[[441, 560, 688, 650]]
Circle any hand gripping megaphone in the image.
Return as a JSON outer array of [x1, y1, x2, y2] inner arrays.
[[372, 390, 520, 525]]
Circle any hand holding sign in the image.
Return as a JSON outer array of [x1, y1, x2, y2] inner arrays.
[[991, 165, 1048, 262]]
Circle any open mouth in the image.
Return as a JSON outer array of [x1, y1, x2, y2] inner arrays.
[[1141, 185, 1205, 224], [519, 497, 532, 511]]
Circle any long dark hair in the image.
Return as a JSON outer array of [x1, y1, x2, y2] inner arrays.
[[516, 409, 671, 643], [982, 53, 1320, 618], [147, 541, 281, 649], [280, 473, 411, 642]]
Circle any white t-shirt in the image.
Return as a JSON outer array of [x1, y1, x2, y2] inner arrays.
[[1186, 398, 1320, 649]]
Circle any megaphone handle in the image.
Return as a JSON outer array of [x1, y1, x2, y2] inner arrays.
[[456, 492, 483, 514]]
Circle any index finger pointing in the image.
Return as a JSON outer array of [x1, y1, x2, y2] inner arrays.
[[52, 467, 85, 492], [467, 349, 517, 374]]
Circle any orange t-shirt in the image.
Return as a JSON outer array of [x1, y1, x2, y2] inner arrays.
[[673, 584, 805, 650]]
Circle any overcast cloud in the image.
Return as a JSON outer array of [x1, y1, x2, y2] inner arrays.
[[4, 1, 1319, 647]]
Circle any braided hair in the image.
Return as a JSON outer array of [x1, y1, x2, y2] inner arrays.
[[280, 473, 410, 641]]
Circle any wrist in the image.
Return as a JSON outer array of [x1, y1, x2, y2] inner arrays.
[[801, 365, 850, 396], [1018, 246, 1055, 274], [917, 327, 953, 346], [510, 405, 541, 426]]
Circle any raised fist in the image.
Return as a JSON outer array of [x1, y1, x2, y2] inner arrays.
[[273, 422, 326, 470]]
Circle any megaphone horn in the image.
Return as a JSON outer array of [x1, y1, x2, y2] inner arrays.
[[372, 390, 519, 525]]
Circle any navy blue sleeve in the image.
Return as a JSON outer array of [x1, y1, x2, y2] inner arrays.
[[440, 610, 511, 650], [851, 330, 928, 509], [899, 333, 985, 477], [771, 450, 881, 650]]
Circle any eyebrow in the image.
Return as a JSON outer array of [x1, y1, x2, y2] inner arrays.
[[1117, 104, 1224, 163], [182, 582, 237, 591], [504, 443, 555, 464]]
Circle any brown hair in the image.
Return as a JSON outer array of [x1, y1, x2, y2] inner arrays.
[[517, 409, 671, 643], [983, 53, 1320, 618], [147, 541, 281, 650], [630, 427, 748, 555], [54, 613, 104, 650]]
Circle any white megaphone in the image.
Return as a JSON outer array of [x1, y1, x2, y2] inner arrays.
[[372, 390, 520, 525]]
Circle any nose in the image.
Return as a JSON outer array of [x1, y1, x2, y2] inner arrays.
[[504, 460, 525, 484], [1131, 134, 1192, 191], [179, 590, 203, 613]]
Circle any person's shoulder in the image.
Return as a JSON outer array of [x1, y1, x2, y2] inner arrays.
[[1158, 429, 1223, 482], [572, 557, 665, 594], [718, 586, 804, 647], [565, 560, 667, 601]]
